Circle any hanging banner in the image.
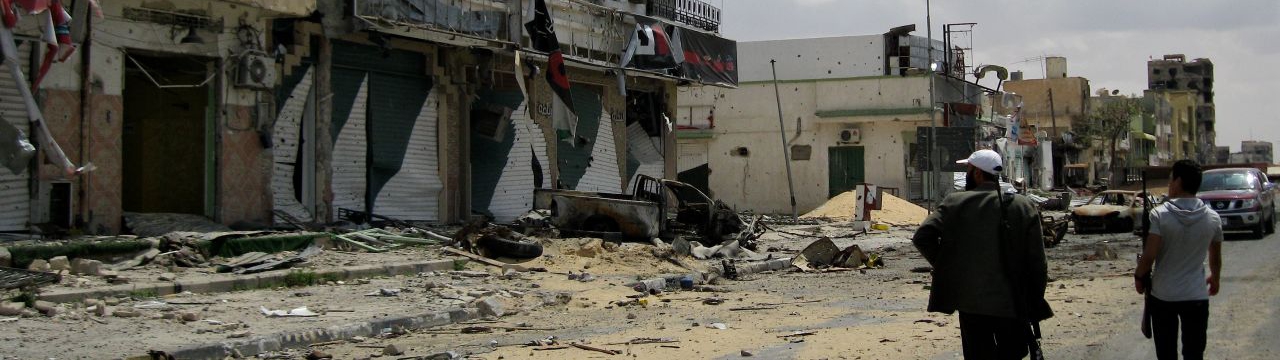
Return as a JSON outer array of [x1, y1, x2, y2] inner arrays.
[[678, 26, 737, 87], [620, 16, 737, 87]]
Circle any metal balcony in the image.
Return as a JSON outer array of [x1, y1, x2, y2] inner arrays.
[[647, 0, 721, 32]]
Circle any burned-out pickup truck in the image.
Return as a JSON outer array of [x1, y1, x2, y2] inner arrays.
[[533, 175, 748, 243]]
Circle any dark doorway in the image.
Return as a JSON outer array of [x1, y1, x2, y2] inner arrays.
[[122, 53, 211, 215]]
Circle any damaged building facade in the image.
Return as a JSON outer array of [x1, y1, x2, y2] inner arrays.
[[677, 30, 985, 214], [2, 0, 737, 235], [1, 0, 319, 234]]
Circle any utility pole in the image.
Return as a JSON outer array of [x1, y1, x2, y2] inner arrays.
[[1048, 88, 1058, 141], [770, 60, 799, 219], [926, 0, 938, 211]]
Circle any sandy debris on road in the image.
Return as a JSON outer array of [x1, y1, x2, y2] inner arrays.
[[802, 192, 928, 226], [527, 238, 705, 276]]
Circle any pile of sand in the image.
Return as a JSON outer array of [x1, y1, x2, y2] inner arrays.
[[801, 191, 929, 226]]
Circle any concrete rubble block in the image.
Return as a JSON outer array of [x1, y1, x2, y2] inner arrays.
[[575, 239, 606, 258], [741, 350, 755, 357], [383, 344, 405, 356], [0, 301, 26, 316], [472, 296, 509, 318], [96, 269, 118, 278], [32, 300, 59, 317], [179, 312, 201, 322], [113, 309, 141, 318], [158, 273, 177, 281], [48, 256, 71, 271], [0, 246, 10, 267], [92, 304, 107, 317], [27, 259, 50, 271], [71, 258, 103, 276]]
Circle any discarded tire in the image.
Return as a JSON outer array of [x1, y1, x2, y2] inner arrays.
[[478, 236, 544, 259]]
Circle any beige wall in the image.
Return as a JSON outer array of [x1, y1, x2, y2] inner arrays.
[[1000, 77, 1090, 135], [682, 76, 933, 214]]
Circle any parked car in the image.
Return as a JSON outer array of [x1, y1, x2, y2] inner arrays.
[[1072, 190, 1150, 234], [1197, 168, 1276, 238]]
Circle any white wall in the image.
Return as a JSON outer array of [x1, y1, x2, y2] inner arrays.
[[680, 76, 934, 214], [737, 36, 884, 82]]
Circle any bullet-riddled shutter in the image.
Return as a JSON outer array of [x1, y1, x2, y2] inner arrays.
[[0, 41, 32, 231], [331, 41, 439, 222], [557, 85, 619, 193]]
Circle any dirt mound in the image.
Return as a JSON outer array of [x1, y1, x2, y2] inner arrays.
[[801, 192, 928, 226]]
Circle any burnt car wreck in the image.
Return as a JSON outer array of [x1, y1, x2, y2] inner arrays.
[[534, 175, 753, 246]]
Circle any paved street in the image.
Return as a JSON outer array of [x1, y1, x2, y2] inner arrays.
[[1086, 229, 1280, 359]]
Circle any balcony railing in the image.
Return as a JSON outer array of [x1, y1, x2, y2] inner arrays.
[[647, 0, 720, 32]]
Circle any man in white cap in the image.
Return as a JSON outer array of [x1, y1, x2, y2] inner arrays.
[[913, 149, 1053, 359]]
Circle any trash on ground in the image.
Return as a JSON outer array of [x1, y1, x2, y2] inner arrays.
[[259, 306, 319, 317]]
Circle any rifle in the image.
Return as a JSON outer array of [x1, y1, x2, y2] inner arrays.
[[1138, 171, 1153, 338]]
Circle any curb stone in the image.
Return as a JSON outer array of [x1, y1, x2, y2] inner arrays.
[[39, 259, 464, 303], [162, 307, 482, 359]]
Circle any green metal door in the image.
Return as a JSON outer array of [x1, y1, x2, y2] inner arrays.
[[828, 146, 865, 198]]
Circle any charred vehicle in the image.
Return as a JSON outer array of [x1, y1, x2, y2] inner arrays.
[[534, 175, 748, 244], [1071, 190, 1151, 234], [1197, 168, 1276, 238]]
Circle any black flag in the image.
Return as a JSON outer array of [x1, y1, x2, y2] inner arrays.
[[524, 0, 575, 116], [524, 0, 559, 52]]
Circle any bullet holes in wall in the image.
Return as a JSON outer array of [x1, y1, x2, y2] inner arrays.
[[733, 147, 750, 157]]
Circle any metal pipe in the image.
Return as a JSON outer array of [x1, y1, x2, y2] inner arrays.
[[770, 59, 798, 219], [926, 0, 938, 211]]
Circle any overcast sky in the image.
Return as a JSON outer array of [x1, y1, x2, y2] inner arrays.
[[718, 0, 1279, 159]]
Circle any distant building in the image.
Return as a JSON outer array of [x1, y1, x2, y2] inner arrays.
[[998, 58, 1091, 186], [1215, 146, 1231, 164], [1144, 90, 1199, 166], [677, 28, 989, 213], [1147, 54, 1215, 163], [1236, 141, 1274, 164]]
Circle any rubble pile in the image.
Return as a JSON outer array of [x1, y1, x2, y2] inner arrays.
[[801, 192, 928, 226]]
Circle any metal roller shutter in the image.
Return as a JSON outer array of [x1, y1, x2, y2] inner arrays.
[[0, 40, 32, 231]]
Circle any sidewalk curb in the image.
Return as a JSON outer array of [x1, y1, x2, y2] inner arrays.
[[163, 307, 482, 359], [38, 259, 464, 303]]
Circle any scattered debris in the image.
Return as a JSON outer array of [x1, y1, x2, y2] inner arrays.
[[707, 322, 728, 330], [606, 338, 679, 345], [723, 258, 793, 280], [365, 288, 401, 297], [741, 350, 755, 357], [570, 342, 621, 355], [382, 344, 404, 356], [260, 306, 319, 317]]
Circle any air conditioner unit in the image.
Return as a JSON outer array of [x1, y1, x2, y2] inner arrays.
[[838, 128, 861, 144], [236, 51, 277, 90]]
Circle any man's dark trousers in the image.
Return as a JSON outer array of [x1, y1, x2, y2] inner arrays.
[[1150, 297, 1209, 360], [959, 312, 1031, 359]]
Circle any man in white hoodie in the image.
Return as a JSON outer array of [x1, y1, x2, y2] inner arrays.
[[1134, 159, 1223, 360]]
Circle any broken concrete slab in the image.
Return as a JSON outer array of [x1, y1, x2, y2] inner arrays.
[[48, 256, 70, 271], [27, 259, 49, 272], [70, 258, 103, 276], [383, 344, 405, 356], [32, 301, 58, 316], [474, 296, 509, 317], [0, 301, 25, 316]]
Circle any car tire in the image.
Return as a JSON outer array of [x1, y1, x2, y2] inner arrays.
[[1266, 212, 1276, 235], [1253, 220, 1265, 239]]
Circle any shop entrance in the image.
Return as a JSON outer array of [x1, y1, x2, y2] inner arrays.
[[121, 53, 213, 216]]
